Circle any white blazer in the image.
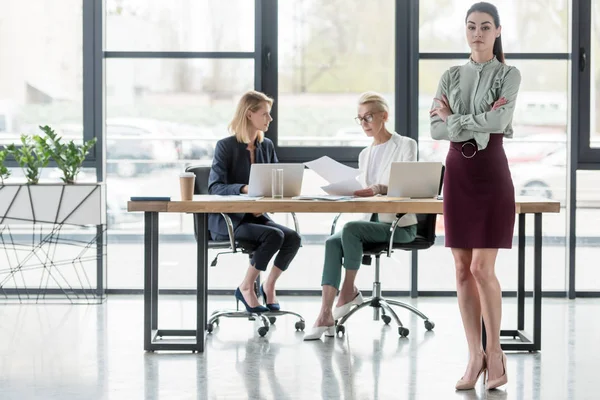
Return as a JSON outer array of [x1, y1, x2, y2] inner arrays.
[[357, 132, 418, 226]]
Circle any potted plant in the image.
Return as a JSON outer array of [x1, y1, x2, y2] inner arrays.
[[5, 134, 50, 184], [35, 125, 97, 184], [0, 149, 10, 185]]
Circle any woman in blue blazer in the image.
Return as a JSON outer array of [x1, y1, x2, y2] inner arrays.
[[208, 90, 301, 313]]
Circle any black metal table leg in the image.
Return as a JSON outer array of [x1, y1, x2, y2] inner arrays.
[[533, 213, 542, 351], [518, 214, 526, 330], [495, 212, 542, 351], [196, 213, 207, 352], [144, 212, 158, 351], [151, 213, 159, 331]]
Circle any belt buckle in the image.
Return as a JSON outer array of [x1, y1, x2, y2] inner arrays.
[[461, 142, 477, 159]]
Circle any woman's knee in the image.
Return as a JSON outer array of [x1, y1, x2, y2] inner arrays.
[[453, 252, 473, 283], [470, 259, 494, 282], [284, 229, 302, 249], [340, 221, 363, 241], [325, 234, 342, 249], [265, 228, 285, 249]]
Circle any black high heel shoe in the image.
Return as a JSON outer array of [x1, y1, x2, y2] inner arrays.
[[235, 288, 269, 313], [259, 284, 280, 311]]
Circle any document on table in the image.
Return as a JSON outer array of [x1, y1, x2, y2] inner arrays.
[[304, 156, 363, 196], [194, 195, 262, 201], [292, 195, 354, 201]]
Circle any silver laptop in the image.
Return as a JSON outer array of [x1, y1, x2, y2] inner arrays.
[[387, 162, 443, 198], [248, 163, 305, 197]]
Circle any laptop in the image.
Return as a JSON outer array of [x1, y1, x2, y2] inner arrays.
[[387, 162, 443, 198], [248, 163, 305, 197]]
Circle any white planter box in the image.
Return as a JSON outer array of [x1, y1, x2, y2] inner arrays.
[[0, 183, 106, 226]]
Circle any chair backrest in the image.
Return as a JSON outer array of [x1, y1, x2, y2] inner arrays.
[[185, 165, 212, 242], [414, 164, 445, 243], [185, 165, 211, 195]]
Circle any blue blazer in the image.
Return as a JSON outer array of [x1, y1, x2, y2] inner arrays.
[[208, 135, 278, 237]]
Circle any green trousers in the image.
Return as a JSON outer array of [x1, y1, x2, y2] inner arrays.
[[321, 219, 417, 290]]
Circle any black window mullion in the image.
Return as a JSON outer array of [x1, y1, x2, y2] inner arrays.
[[259, 0, 278, 148]]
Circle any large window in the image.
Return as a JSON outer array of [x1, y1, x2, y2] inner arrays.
[[0, 0, 83, 144], [95, 0, 598, 296], [105, 0, 254, 52], [591, 1, 600, 148], [277, 0, 395, 147], [104, 1, 255, 289]]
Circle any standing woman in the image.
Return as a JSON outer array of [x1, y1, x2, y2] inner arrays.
[[430, 2, 520, 391]]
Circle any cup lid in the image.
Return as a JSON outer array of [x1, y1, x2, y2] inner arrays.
[[179, 172, 195, 178]]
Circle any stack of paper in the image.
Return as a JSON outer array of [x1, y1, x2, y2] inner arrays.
[[304, 156, 363, 196], [292, 195, 353, 201]]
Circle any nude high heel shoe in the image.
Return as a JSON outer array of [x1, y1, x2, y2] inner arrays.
[[455, 352, 487, 390], [486, 352, 508, 390]]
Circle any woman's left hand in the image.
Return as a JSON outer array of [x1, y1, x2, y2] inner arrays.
[[354, 188, 375, 197], [430, 94, 453, 122]]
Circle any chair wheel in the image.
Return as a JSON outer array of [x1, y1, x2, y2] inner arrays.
[[398, 327, 409, 337], [424, 320, 435, 331], [382, 315, 392, 325], [336, 325, 345, 335], [269, 316, 277, 324], [295, 321, 305, 331], [206, 323, 214, 333], [258, 327, 269, 337]]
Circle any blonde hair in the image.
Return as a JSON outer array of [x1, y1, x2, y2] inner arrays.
[[228, 90, 274, 143], [357, 91, 390, 114]]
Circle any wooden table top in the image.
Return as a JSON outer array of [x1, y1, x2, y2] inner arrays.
[[127, 196, 560, 214]]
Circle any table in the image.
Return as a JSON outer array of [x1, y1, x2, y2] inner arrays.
[[127, 196, 560, 352]]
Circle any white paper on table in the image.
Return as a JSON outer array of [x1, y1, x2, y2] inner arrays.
[[304, 156, 359, 184], [194, 195, 262, 201], [321, 178, 363, 196]]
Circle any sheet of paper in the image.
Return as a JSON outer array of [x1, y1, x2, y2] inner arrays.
[[304, 156, 359, 184], [292, 195, 353, 201], [321, 178, 363, 196], [194, 195, 262, 201]]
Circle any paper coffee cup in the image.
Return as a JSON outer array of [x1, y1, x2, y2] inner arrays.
[[179, 172, 195, 201]]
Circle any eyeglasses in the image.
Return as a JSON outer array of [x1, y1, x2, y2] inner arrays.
[[354, 114, 375, 125]]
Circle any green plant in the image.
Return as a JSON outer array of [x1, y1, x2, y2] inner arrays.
[[5, 135, 50, 184], [36, 125, 97, 184], [0, 148, 11, 184]]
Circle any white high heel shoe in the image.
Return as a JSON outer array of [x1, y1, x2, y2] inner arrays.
[[333, 291, 364, 321], [303, 325, 335, 341]]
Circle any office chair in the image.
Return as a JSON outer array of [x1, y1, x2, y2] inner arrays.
[[185, 165, 306, 337], [332, 166, 445, 338]]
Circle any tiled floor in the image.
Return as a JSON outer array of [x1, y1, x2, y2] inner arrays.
[[0, 295, 598, 400]]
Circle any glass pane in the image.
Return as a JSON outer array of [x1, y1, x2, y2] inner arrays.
[[418, 59, 569, 291], [419, 0, 570, 53], [0, 0, 82, 145], [576, 171, 600, 290], [277, 0, 395, 146], [105, 0, 254, 52], [106, 58, 253, 289], [591, 2, 600, 148]]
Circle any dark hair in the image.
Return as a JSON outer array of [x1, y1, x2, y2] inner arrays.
[[465, 2, 505, 63]]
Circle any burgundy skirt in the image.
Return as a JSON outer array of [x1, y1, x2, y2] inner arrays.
[[443, 135, 515, 249]]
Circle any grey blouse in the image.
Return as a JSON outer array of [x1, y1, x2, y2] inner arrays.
[[430, 57, 522, 150]]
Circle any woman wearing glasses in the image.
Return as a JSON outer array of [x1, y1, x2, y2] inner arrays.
[[305, 91, 418, 340], [430, 2, 519, 391]]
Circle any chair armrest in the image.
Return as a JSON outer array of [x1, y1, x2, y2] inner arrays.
[[387, 213, 406, 257], [290, 212, 300, 234], [220, 213, 237, 252], [330, 213, 342, 235]]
